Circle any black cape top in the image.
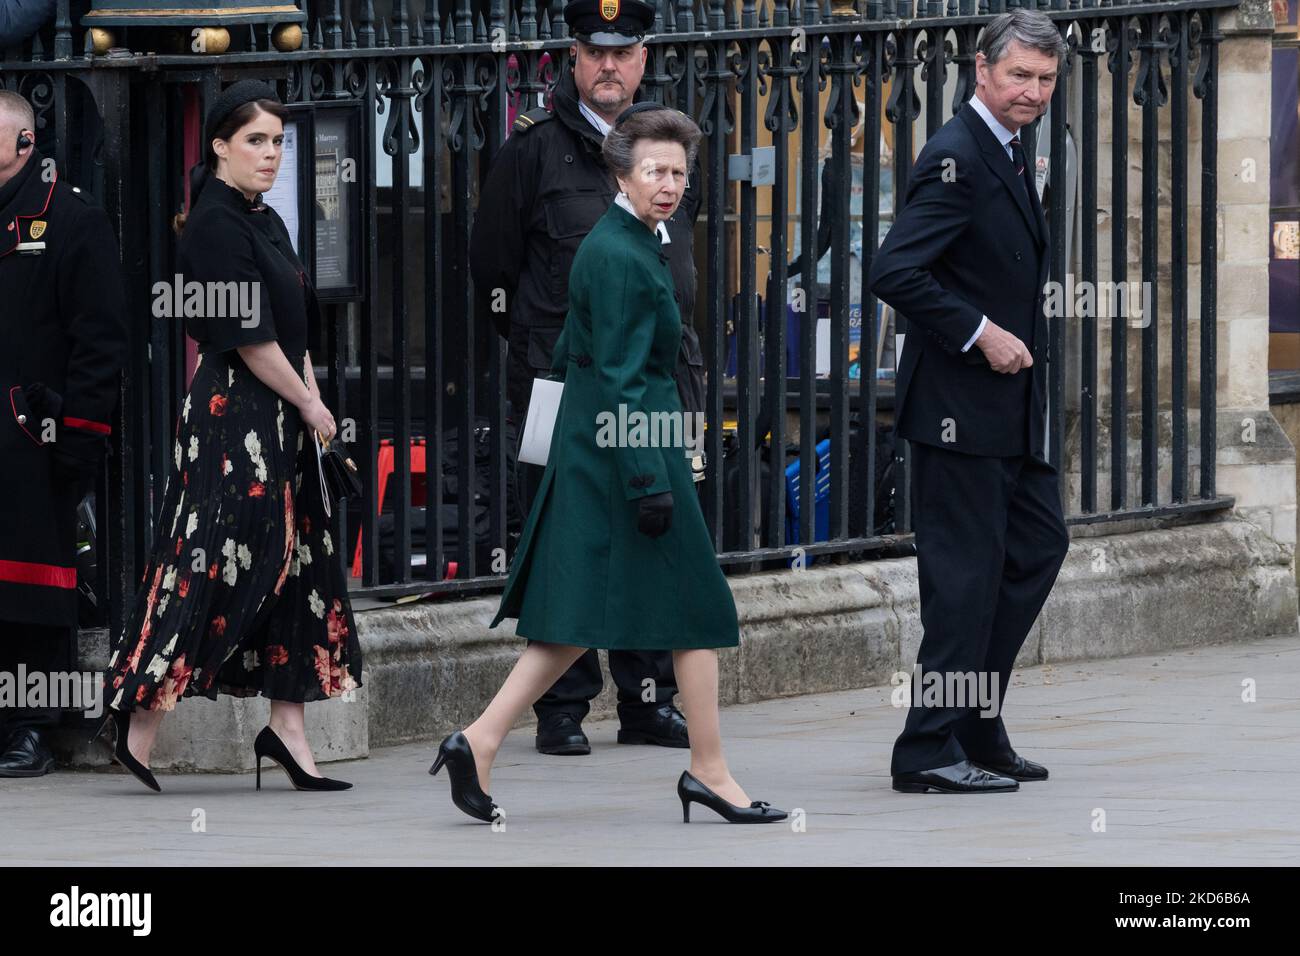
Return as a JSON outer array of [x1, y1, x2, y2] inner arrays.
[[178, 174, 317, 363]]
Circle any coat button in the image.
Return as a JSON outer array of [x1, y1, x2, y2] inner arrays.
[[564, 154, 573, 164], [17, 414, 26, 424], [1014, 251, 1023, 261]]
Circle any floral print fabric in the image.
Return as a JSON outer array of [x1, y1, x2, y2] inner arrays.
[[103, 350, 362, 711]]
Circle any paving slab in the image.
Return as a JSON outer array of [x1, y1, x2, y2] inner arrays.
[[2, 634, 1298, 866]]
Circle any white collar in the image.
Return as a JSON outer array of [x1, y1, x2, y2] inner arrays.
[[579, 99, 613, 137], [614, 191, 671, 245], [969, 93, 1019, 153]]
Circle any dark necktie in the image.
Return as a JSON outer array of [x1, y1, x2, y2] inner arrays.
[[1009, 135, 1035, 208], [1008, 134, 1043, 239]]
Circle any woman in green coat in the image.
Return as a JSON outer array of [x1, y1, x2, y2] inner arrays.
[[430, 104, 785, 826]]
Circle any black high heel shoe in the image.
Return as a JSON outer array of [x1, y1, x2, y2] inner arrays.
[[93, 709, 161, 793], [677, 770, 787, 824], [429, 731, 501, 823], [254, 726, 352, 791]]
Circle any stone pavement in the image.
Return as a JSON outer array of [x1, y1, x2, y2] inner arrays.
[[3, 634, 1298, 866]]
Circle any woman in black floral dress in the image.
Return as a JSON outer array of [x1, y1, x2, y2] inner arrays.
[[100, 82, 362, 792]]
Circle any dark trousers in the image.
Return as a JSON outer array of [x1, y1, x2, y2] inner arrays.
[[890, 441, 1069, 774], [514, 456, 680, 723], [535, 646, 680, 722], [0, 618, 75, 735]]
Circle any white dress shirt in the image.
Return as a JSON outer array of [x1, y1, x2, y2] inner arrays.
[[969, 92, 1020, 164], [958, 94, 1026, 352], [579, 98, 612, 137], [581, 99, 671, 245], [613, 191, 671, 245]]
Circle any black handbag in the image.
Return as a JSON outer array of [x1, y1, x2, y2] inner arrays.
[[315, 432, 362, 517]]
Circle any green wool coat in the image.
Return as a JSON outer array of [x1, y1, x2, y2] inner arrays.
[[489, 201, 739, 650]]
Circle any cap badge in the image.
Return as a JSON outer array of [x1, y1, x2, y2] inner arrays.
[[600, 0, 619, 22]]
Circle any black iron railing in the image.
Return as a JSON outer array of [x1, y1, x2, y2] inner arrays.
[[0, 0, 1236, 636]]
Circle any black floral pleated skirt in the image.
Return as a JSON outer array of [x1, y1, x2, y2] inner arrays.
[[104, 349, 363, 712]]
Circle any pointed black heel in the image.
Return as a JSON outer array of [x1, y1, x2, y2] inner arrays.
[[93, 709, 161, 793], [429, 731, 501, 823], [677, 771, 787, 824], [253, 726, 352, 792]]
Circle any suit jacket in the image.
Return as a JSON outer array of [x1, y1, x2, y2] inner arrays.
[[869, 101, 1050, 460]]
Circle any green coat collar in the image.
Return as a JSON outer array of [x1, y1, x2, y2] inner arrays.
[[610, 200, 665, 255]]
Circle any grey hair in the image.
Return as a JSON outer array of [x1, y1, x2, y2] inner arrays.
[[978, 9, 1067, 65], [0, 91, 35, 134], [602, 108, 702, 180]]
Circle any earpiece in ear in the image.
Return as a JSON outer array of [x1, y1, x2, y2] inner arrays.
[[16, 132, 33, 151]]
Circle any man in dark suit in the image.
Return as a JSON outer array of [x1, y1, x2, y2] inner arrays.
[[869, 9, 1070, 794]]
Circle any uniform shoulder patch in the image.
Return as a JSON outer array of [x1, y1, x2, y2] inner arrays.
[[512, 108, 554, 135]]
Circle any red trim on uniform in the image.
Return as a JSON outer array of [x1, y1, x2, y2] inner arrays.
[[9, 385, 43, 446], [22, 174, 56, 221], [63, 416, 111, 435], [0, 559, 76, 589]]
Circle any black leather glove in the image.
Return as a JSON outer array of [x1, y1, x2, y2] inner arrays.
[[38, 385, 104, 481], [636, 491, 674, 539], [23, 382, 62, 421]]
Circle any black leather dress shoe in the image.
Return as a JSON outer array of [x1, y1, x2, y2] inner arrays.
[[535, 713, 591, 756], [892, 759, 1019, 794], [0, 728, 55, 778], [617, 702, 689, 748], [971, 752, 1049, 782]]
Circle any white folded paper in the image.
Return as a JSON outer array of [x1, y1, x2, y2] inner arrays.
[[519, 378, 564, 466]]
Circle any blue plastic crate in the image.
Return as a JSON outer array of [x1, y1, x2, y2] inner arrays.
[[785, 438, 831, 563]]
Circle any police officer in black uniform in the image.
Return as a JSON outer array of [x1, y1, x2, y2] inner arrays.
[[470, 0, 705, 756], [0, 91, 128, 776]]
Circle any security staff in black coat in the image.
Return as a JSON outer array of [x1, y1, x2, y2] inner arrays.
[[868, 11, 1069, 794], [0, 91, 128, 776], [470, 0, 702, 756]]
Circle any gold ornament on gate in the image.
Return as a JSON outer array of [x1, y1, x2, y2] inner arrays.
[[87, 28, 114, 55], [272, 23, 303, 52], [192, 26, 231, 55]]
